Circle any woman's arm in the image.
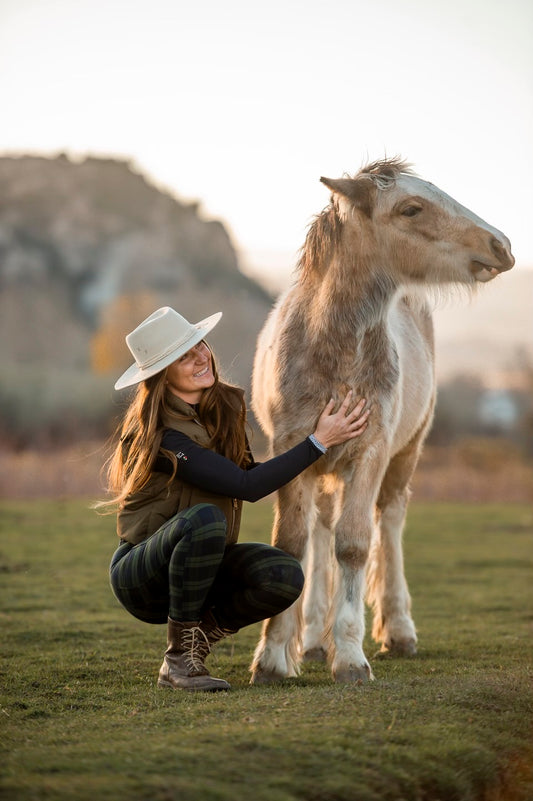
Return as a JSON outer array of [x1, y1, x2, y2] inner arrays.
[[161, 430, 323, 502], [160, 394, 369, 502]]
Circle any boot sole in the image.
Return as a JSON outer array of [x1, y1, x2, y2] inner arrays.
[[157, 679, 230, 692]]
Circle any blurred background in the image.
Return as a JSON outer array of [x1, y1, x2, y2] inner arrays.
[[0, 0, 531, 501]]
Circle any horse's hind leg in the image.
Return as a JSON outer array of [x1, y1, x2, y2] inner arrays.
[[367, 441, 423, 656], [302, 486, 337, 662], [250, 477, 315, 684]]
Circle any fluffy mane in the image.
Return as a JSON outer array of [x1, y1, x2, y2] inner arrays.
[[357, 156, 416, 189], [297, 204, 343, 279], [297, 157, 417, 278]]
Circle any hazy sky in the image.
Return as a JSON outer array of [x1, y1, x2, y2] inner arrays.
[[1, 0, 532, 284]]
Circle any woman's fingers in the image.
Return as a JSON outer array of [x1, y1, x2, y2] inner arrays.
[[322, 392, 366, 419], [350, 409, 370, 428], [338, 394, 370, 439], [340, 394, 367, 421], [325, 398, 336, 414], [351, 397, 367, 413], [349, 411, 370, 435], [339, 390, 354, 411]]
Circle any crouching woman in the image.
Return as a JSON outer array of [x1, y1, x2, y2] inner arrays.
[[99, 306, 369, 692]]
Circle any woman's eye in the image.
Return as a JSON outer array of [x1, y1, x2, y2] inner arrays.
[[401, 205, 422, 217]]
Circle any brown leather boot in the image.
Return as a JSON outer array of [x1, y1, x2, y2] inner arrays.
[[157, 618, 231, 692], [201, 609, 238, 647]]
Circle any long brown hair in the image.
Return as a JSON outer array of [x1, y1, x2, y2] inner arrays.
[[97, 344, 250, 510]]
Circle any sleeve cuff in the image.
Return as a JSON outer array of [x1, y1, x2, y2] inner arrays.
[[308, 434, 328, 455]]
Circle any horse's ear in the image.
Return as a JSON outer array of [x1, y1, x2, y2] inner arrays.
[[320, 176, 374, 217]]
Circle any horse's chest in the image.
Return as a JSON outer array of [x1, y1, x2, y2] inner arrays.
[[353, 329, 400, 396], [348, 322, 434, 449]]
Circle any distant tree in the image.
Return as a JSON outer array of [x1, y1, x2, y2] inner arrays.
[[90, 292, 157, 374]]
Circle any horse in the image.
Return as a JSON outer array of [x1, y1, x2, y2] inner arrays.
[[249, 157, 514, 684]]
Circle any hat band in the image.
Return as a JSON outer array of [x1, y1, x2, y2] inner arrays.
[[137, 329, 197, 370]]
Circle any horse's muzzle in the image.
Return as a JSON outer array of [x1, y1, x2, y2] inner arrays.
[[489, 237, 515, 272], [470, 235, 514, 282]]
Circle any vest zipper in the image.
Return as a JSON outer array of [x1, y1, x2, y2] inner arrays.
[[231, 498, 238, 537]]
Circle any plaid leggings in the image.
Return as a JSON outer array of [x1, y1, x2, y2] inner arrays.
[[109, 503, 304, 629]]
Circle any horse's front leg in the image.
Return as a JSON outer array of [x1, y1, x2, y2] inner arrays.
[[330, 479, 376, 683], [302, 485, 338, 662], [250, 476, 315, 684]]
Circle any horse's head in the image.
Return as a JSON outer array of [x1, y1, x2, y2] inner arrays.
[[319, 158, 514, 286]]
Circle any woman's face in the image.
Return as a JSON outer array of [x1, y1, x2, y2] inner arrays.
[[165, 341, 215, 404]]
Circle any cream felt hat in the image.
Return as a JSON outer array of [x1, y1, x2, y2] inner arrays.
[[114, 306, 222, 390]]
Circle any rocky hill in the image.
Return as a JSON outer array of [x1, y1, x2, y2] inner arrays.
[[0, 154, 273, 444]]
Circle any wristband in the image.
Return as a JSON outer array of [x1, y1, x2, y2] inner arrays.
[[308, 434, 327, 454]]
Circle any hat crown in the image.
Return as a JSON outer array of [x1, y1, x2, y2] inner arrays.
[[126, 307, 196, 369]]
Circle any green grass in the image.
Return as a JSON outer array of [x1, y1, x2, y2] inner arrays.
[[1, 500, 532, 801]]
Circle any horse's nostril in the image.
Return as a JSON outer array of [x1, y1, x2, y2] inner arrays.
[[491, 237, 504, 257]]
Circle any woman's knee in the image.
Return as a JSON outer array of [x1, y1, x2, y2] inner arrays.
[[175, 504, 228, 554], [281, 555, 305, 599], [255, 548, 305, 599]]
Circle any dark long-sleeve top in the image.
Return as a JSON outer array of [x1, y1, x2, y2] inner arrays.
[[159, 429, 324, 503]]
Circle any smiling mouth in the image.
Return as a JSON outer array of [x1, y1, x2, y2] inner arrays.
[[194, 366, 210, 378]]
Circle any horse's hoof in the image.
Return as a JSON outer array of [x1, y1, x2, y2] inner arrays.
[[383, 638, 417, 657], [302, 647, 327, 663], [249, 667, 286, 686], [333, 662, 374, 684]]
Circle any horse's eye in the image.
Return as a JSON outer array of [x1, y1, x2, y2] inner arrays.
[[401, 205, 422, 218]]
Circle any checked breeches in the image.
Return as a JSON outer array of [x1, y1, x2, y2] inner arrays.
[[109, 503, 304, 630]]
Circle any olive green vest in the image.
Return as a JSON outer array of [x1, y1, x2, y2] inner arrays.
[[117, 394, 243, 545]]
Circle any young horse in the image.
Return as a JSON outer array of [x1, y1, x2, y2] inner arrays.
[[250, 158, 514, 684]]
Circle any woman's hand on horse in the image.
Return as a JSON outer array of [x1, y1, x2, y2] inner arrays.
[[313, 392, 370, 449]]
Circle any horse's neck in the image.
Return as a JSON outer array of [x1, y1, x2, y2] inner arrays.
[[294, 264, 404, 395], [303, 262, 398, 341]]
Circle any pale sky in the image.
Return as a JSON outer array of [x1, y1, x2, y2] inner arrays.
[[0, 0, 532, 286]]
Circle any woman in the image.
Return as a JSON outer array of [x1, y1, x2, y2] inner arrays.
[[102, 306, 370, 692]]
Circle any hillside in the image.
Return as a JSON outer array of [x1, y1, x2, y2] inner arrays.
[[0, 154, 275, 444]]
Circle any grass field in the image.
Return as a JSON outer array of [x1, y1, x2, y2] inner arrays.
[[1, 500, 532, 801]]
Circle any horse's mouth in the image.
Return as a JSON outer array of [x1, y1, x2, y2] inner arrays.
[[470, 261, 506, 282]]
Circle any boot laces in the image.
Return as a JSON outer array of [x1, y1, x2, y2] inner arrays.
[[207, 624, 237, 658], [182, 625, 211, 674], [208, 623, 229, 642]]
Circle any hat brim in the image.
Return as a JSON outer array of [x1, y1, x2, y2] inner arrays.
[[114, 311, 222, 391]]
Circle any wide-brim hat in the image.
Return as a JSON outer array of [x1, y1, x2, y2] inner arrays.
[[114, 306, 222, 390]]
